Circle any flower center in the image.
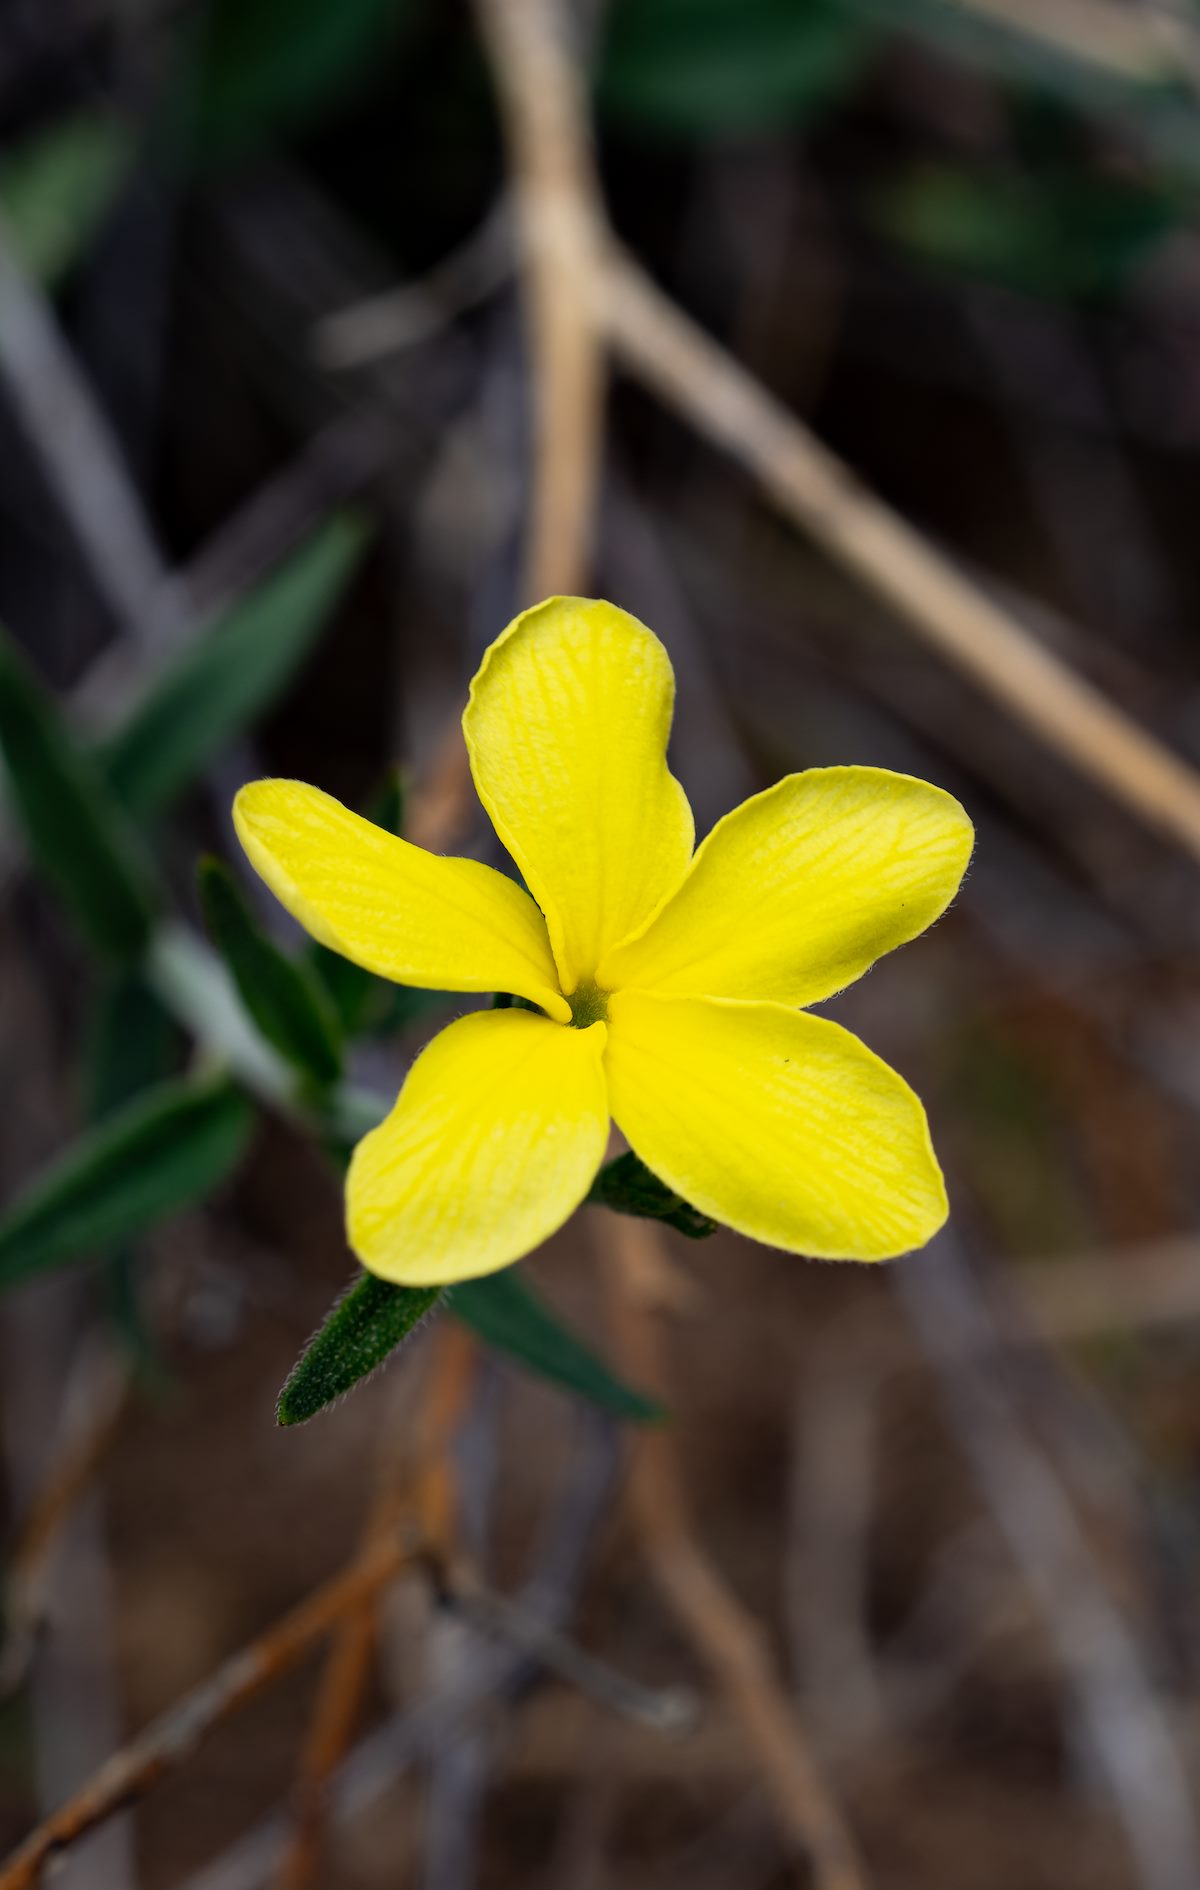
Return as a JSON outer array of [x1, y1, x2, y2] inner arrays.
[[567, 980, 609, 1028]]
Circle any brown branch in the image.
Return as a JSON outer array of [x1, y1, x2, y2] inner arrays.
[[272, 1321, 478, 1890], [597, 247, 1200, 867], [473, 0, 606, 601], [0, 1526, 422, 1890], [470, 0, 1200, 867], [605, 1216, 871, 1890]]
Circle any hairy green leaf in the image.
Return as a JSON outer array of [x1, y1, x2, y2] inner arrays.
[[587, 1151, 715, 1240], [0, 111, 134, 288], [277, 1271, 442, 1425], [452, 1271, 662, 1422], [0, 1074, 254, 1289], [0, 628, 159, 960], [199, 858, 343, 1089], [100, 514, 370, 818]]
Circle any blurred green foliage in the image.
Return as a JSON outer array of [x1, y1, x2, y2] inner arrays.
[[84, 974, 181, 1123], [0, 112, 133, 288], [0, 1075, 254, 1290], [0, 633, 160, 962], [100, 514, 370, 820], [598, 0, 869, 133], [181, 0, 420, 163], [875, 165, 1183, 300], [199, 858, 344, 1093], [452, 1271, 663, 1421]]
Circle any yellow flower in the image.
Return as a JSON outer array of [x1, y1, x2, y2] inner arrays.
[[234, 597, 973, 1286]]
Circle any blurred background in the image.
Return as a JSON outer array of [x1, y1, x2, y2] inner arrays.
[[3, 1, 1200, 1886]]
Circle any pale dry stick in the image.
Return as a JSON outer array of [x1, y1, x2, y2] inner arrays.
[[597, 248, 1200, 866], [0, 1523, 423, 1890], [941, 0, 1178, 77], [473, 0, 1200, 863], [606, 1215, 870, 1890], [272, 1314, 479, 1890], [473, 0, 606, 601], [313, 202, 514, 371]]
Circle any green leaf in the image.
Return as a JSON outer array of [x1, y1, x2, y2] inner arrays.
[[0, 1074, 254, 1290], [100, 513, 370, 818], [452, 1271, 662, 1422], [875, 164, 1182, 300], [84, 972, 180, 1121], [587, 1151, 715, 1240], [277, 1271, 442, 1425], [0, 628, 159, 961], [83, 976, 182, 1379], [199, 858, 343, 1090], [598, 0, 869, 133], [0, 111, 134, 289], [178, 0, 421, 164]]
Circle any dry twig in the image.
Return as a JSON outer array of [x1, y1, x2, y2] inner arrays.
[[273, 1246, 479, 1890], [606, 1216, 870, 1890], [473, 0, 606, 600], [0, 1526, 423, 1890], [343, 0, 1200, 872], [598, 248, 1200, 867]]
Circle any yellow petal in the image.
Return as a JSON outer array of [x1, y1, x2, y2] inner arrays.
[[347, 1010, 609, 1284], [234, 779, 569, 1022], [604, 991, 947, 1260], [600, 767, 972, 1008], [464, 597, 694, 996]]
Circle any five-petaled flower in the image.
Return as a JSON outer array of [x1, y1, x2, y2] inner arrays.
[[235, 597, 973, 1286]]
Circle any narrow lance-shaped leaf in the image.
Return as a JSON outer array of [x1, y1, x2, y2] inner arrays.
[[452, 1271, 662, 1423], [199, 858, 343, 1090], [0, 627, 159, 960], [277, 1272, 442, 1425], [100, 512, 371, 818], [0, 1073, 254, 1290], [84, 972, 182, 1380], [277, 1266, 662, 1426], [587, 1150, 715, 1240], [84, 971, 181, 1121]]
